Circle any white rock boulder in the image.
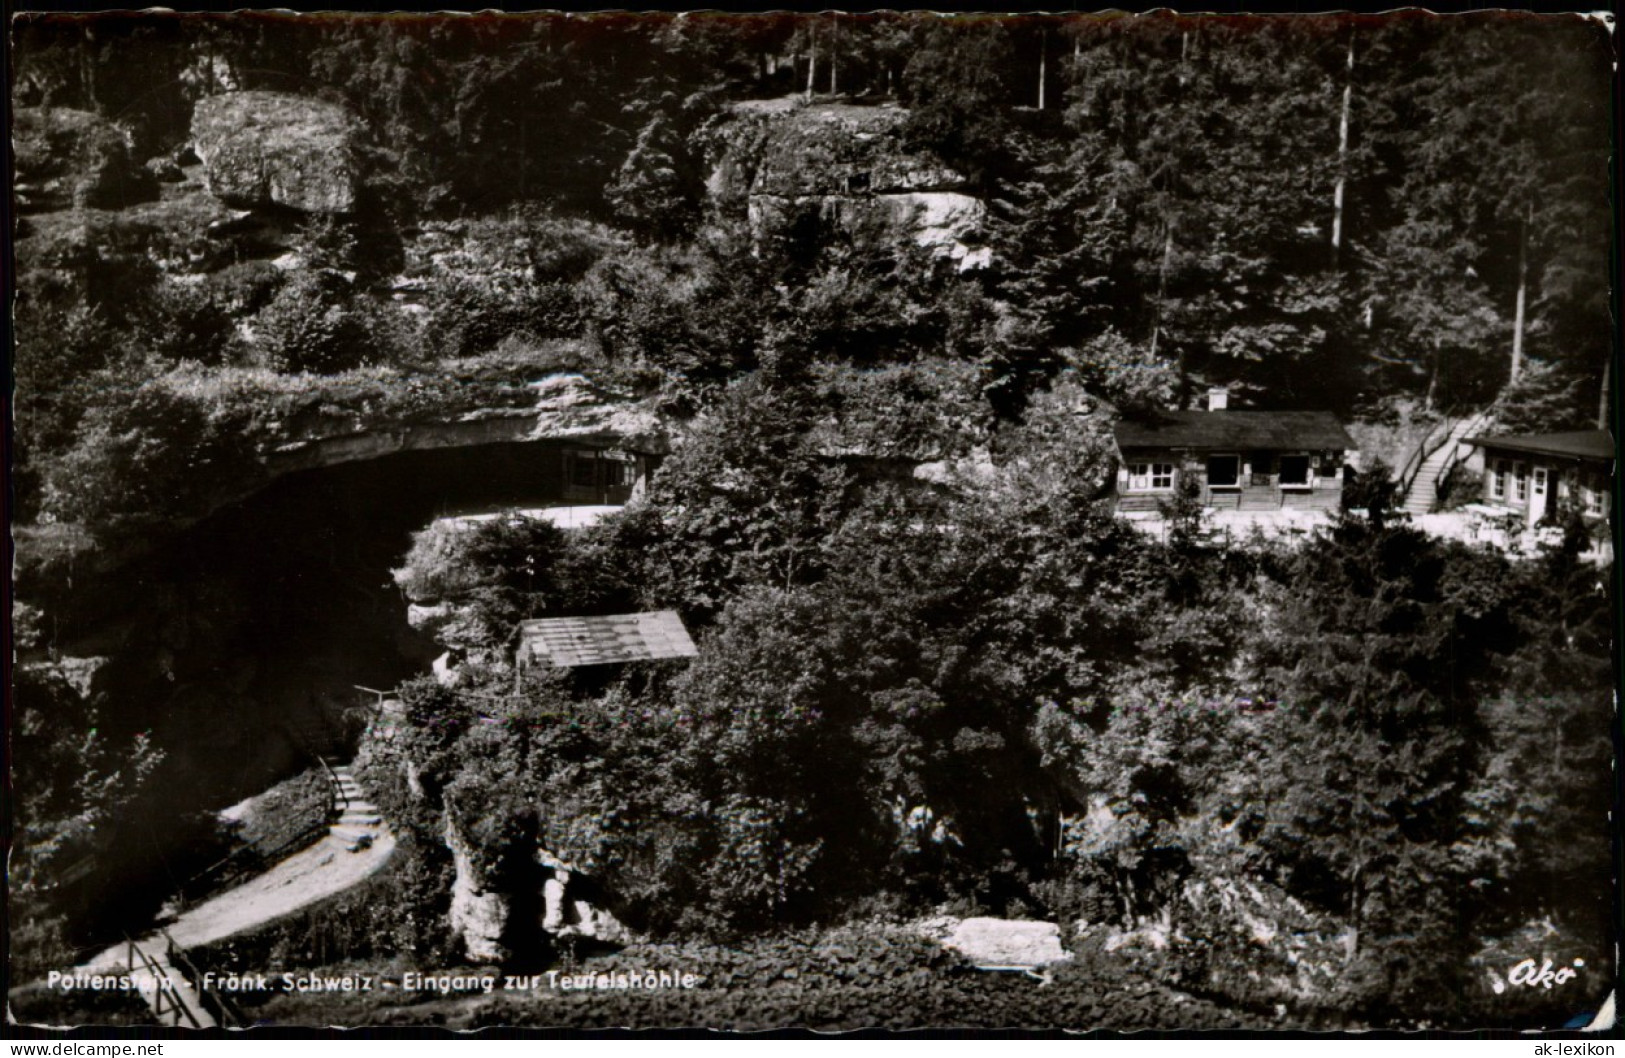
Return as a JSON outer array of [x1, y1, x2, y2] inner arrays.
[[943, 918, 1072, 970]]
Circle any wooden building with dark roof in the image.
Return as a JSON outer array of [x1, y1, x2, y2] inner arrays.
[[1463, 429, 1613, 531], [1111, 390, 1356, 513]]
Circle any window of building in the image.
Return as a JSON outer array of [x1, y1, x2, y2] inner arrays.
[[1513, 461, 1529, 503], [569, 452, 599, 489], [1127, 462, 1176, 491], [1583, 474, 1605, 515], [1207, 454, 1240, 488], [1278, 454, 1311, 487], [604, 457, 635, 489], [1490, 459, 1507, 500]]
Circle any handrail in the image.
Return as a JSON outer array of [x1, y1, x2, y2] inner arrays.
[[315, 754, 351, 816], [123, 934, 202, 1029], [180, 758, 345, 900], [1433, 409, 1495, 494], [275, 718, 350, 818], [164, 929, 248, 1029], [182, 815, 333, 898], [1396, 415, 1454, 500], [354, 685, 393, 711]]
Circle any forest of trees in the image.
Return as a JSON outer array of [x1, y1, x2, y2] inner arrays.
[[9, 11, 1616, 1031], [12, 13, 1612, 501]]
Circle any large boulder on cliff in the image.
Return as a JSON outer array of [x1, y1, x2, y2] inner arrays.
[[12, 106, 156, 212], [190, 92, 363, 213], [736, 100, 989, 269], [746, 101, 965, 199]]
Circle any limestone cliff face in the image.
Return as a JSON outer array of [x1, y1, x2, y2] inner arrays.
[[190, 92, 363, 214], [442, 811, 635, 961], [265, 374, 675, 477], [731, 100, 990, 270], [444, 815, 510, 963]]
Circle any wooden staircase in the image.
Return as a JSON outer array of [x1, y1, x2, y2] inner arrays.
[[120, 936, 217, 1029], [1399, 413, 1491, 516]]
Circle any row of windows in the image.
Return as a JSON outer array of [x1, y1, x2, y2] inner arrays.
[[566, 450, 637, 491], [1488, 459, 1606, 515], [1488, 459, 1531, 503], [1127, 463, 1176, 491], [1124, 453, 1324, 492]]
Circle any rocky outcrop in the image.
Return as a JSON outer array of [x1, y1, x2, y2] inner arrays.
[[445, 815, 510, 963], [739, 101, 990, 269], [266, 373, 674, 476], [12, 106, 155, 212], [442, 814, 635, 961], [538, 849, 634, 946], [191, 92, 363, 213]]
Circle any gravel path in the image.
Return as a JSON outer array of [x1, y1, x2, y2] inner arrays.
[[81, 766, 394, 975]]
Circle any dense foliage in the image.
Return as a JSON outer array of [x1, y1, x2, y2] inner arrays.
[[10, 11, 1615, 1031], [11, 12, 1611, 535], [364, 378, 1613, 1025]]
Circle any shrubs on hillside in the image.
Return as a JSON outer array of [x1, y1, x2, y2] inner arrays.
[[358, 376, 1612, 1028]]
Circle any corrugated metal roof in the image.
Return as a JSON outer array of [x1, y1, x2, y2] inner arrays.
[[518, 611, 698, 668], [1114, 410, 1356, 451], [1464, 430, 1614, 463]]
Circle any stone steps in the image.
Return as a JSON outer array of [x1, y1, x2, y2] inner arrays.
[[325, 765, 385, 852]]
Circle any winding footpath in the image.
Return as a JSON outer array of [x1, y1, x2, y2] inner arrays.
[[76, 765, 395, 1028]]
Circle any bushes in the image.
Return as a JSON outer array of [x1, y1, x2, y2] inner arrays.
[[131, 279, 237, 365], [221, 769, 334, 853], [172, 924, 1278, 1030], [465, 929, 1272, 1030], [249, 271, 382, 374], [190, 836, 460, 973], [39, 376, 263, 536], [392, 512, 637, 654], [425, 276, 588, 359], [416, 211, 622, 359]]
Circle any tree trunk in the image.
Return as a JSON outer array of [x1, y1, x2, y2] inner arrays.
[[81, 27, 98, 109], [1599, 356, 1610, 429], [1151, 224, 1175, 370], [1426, 343, 1440, 412], [519, 116, 527, 199], [1510, 203, 1530, 384], [1331, 34, 1355, 269], [1038, 30, 1047, 110], [829, 17, 838, 95], [805, 30, 817, 100]]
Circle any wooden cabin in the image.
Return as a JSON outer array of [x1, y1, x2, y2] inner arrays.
[[1112, 390, 1355, 514], [1462, 429, 1613, 531]]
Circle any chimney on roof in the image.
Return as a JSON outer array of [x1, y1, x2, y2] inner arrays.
[[1207, 387, 1229, 412]]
